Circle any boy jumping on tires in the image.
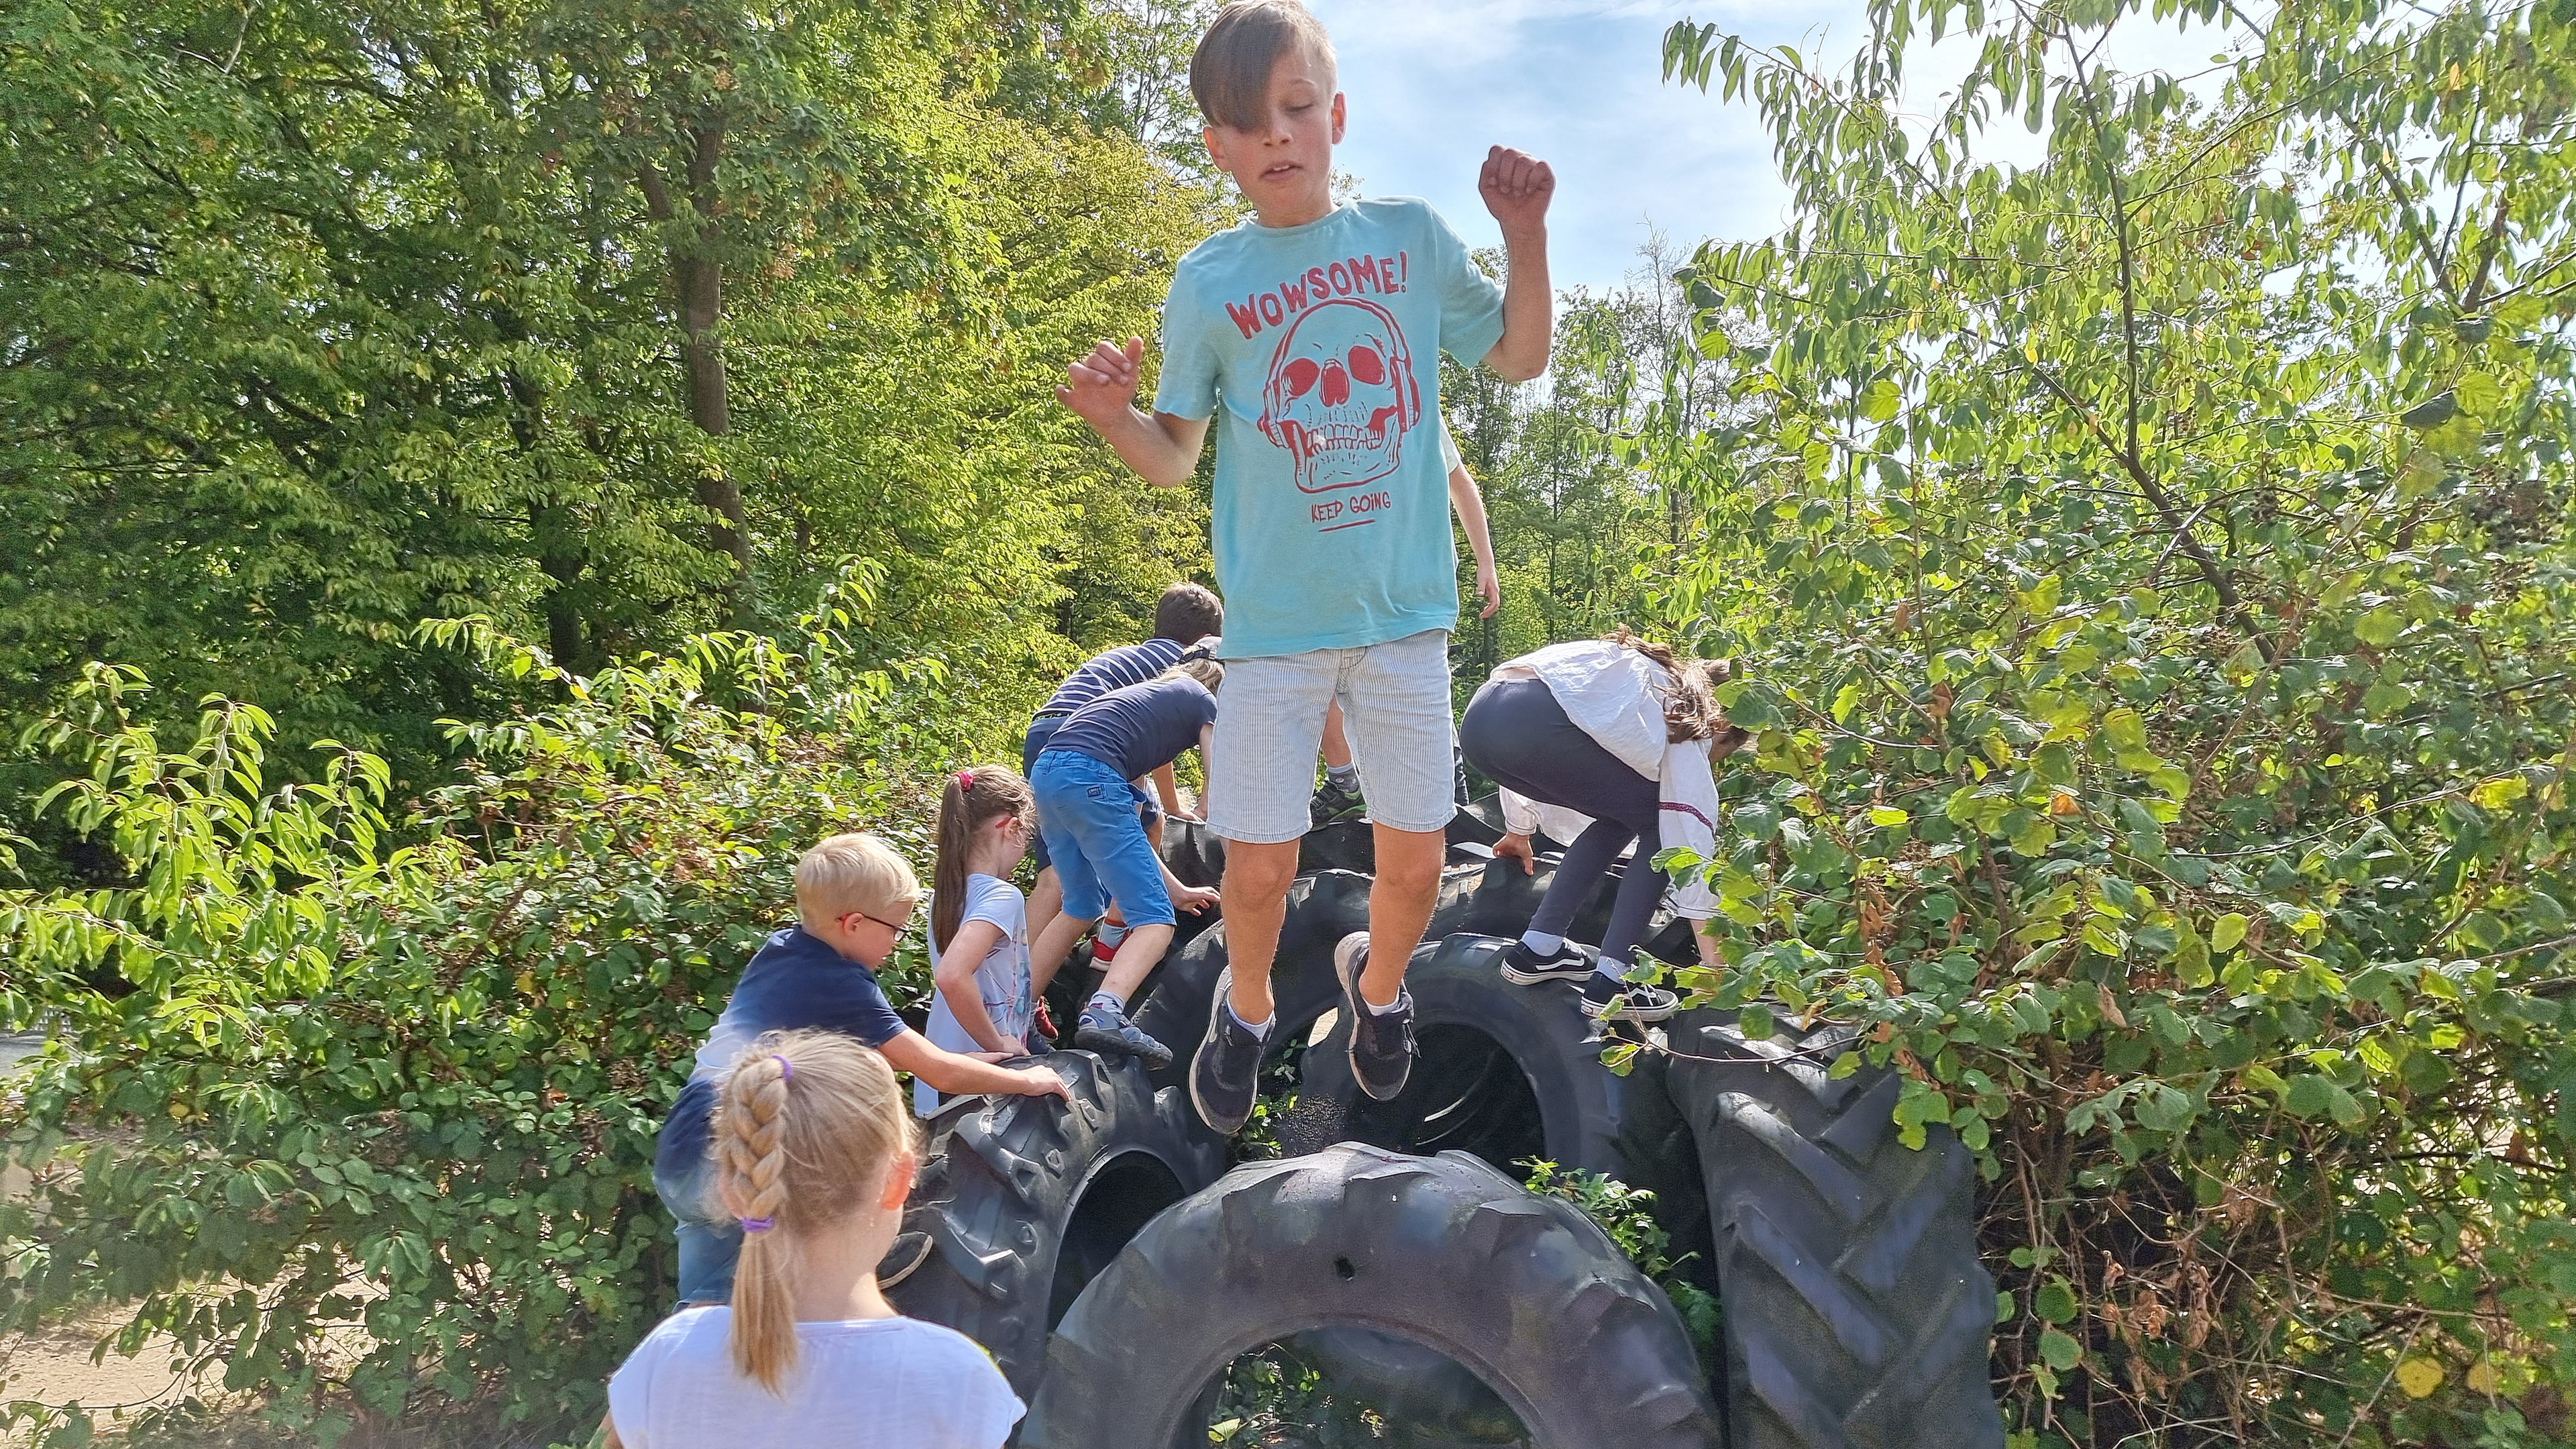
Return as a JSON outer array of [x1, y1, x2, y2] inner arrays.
[[1057, 0, 1555, 1133]]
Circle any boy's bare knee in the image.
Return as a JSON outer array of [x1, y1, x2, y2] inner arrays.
[[1223, 841, 1300, 901]]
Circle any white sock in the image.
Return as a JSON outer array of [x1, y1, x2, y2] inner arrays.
[[1592, 963, 1627, 987], [1366, 989, 1409, 1016], [1326, 762, 1360, 790], [1521, 930, 1564, 955], [1228, 1004, 1274, 1040]]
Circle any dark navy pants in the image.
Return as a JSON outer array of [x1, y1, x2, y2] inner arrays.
[[1458, 676, 1666, 975]]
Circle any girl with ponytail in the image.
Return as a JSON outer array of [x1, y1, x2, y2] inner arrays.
[[917, 764, 1044, 1116], [605, 1030, 1024, 1448]]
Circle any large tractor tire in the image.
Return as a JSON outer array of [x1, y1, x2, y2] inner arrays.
[[1666, 1011, 2006, 1449], [890, 1050, 1226, 1398], [1021, 1144, 1723, 1449]]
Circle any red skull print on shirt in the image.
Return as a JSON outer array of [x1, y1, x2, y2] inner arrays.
[[1255, 297, 1424, 494]]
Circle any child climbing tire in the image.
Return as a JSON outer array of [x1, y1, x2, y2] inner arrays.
[[890, 1049, 1227, 1398], [1666, 1011, 2006, 1449], [1020, 1143, 1723, 1449]]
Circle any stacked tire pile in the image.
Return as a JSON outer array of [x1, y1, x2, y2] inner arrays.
[[893, 805, 2005, 1448]]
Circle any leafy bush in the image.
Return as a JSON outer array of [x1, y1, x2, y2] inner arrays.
[[1522, 1161, 1720, 1372], [1638, 3, 2576, 1444], [0, 600, 990, 1445]]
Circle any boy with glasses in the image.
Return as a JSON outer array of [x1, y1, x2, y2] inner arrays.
[[652, 833, 1068, 1309]]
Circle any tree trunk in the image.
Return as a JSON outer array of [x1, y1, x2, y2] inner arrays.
[[639, 121, 754, 616]]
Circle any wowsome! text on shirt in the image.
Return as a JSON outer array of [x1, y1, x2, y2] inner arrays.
[[1224, 252, 1411, 340]]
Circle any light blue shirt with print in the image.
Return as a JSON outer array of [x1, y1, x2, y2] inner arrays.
[[1154, 199, 1506, 659]]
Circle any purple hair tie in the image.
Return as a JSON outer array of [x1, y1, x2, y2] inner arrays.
[[739, 1216, 775, 1233], [773, 1054, 792, 1081]]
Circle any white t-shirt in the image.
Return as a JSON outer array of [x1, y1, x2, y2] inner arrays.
[[606, 1307, 1022, 1449], [916, 873, 1033, 1116]]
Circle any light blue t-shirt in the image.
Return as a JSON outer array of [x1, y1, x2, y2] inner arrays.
[[1154, 199, 1506, 659]]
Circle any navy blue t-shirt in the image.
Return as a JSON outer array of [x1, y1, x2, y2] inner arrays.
[[653, 925, 907, 1184], [1040, 637, 1187, 717], [1043, 676, 1216, 782]]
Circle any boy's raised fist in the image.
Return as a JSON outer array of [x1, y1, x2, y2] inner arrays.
[[1059, 336, 1146, 424], [1479, 146, 1554, 236]]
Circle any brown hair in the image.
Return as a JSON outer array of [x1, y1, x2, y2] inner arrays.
[[932, 765, 1037, 955], [1152, 582, 1224, 644], [1605, 627, 1735, 745], [713, 1030, 919, 1395], [1191, 1, 1336, 133]]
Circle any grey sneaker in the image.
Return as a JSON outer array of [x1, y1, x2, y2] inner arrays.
[[1579, 973, 1679, 1023], [1498, 939, 1593, 985], [1334, 932, 1415, 1101], [1075, 1002, 1173, 1069], [1309, 775, 1366, 828], [1189, 967, 1265, 1135]]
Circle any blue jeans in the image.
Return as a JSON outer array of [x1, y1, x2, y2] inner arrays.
[[1032, 750, 1174, 928], [1022, 714, 1069, 869], [654, 1150, 739, 1307]]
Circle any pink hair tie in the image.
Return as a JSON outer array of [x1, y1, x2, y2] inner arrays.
[[772, 1055, 792, 1081], [956, 769, 975, 792], [739, 1216, 775, 1233]]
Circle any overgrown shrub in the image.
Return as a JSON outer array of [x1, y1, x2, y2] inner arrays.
[[1638, 3, 2576, 1444], [0, 602, 996, 1445]]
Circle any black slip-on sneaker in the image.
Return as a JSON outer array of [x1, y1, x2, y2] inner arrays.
[[1335, 932, 1416, 1101]]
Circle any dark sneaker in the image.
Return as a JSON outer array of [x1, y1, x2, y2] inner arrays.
[[1075, 1002, 1173, 1070], [1334, 932, 1415, 1101], [1189, 967, 1264, 1135], [1498, 939, 1593, 985], [1309, 776, 1366, 828], [878, 1228, 932, 1288], [1579, 973, 1679, 1023]]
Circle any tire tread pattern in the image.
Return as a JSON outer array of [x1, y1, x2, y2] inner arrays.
[[1667, 1012, 2005, 1449]]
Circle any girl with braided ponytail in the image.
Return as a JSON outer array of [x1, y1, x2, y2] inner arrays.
[[606, 1031, 1023, 1447]]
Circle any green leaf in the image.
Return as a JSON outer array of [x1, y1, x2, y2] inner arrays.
[[2035, 1276, 2079, 1324], [2210, 913, 2248, 952], [1868, 806, 1910, 826], [2039, 1327, 2084, 1371]]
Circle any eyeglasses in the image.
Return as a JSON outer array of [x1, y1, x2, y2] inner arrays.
[[840, 906, 914, 935]]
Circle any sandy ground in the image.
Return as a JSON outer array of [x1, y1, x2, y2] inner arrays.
[[3, 1032, 219, 1444]]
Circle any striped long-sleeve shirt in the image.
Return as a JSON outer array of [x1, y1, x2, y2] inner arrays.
[[1036, 637, 1187, 718]]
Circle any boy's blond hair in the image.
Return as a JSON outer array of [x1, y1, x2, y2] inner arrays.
[[1191, 1, 1336, 133], [794, 833, 918, 932]]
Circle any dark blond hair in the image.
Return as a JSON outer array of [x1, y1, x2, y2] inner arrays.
[[1606, 627, 1731, 744], [1161, 656, 1225, 693], [1191, 1, 1336, 133], [714, 1030, 919, 1395], [932, 764, 1036, 954]]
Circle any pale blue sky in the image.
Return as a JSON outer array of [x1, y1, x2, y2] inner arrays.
[[1303, 0, 2247, 295], [1307, 0, 1863, 294]]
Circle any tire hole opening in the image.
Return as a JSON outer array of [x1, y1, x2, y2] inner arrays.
[[1049, 1151, 1186, 1330], [1333, 1255, 1356, 1280], [1336, 1024, 1547, 1176], [1173, 1332, 1531, 1449]]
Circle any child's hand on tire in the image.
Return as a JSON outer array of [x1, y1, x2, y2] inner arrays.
[[1495, 832, 1537, 875], [1014, 1065, 1071, 1099], [1175, 883, 1220, 914]]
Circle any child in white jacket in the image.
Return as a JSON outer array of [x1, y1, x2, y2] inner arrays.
[[1457, 633, 1745, 1020]]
